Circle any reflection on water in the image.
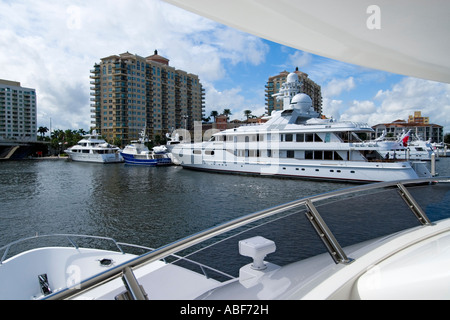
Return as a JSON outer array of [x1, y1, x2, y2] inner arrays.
[[1, 158, 449, 252], [0, 160, 350, 248]]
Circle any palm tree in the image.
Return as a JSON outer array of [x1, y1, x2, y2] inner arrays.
[[223, 109, 232, 120], [244, 110, 252, 123], [37, 126, 48, 138], [210, 110, 219, 122]]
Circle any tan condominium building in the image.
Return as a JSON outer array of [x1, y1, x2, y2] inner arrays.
[[90, 51, 205, 145], [0, 79, 37, 142], [265, 68, 322, 115]]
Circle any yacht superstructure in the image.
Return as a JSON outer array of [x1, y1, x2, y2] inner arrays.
[[168, 74, 431, 182]]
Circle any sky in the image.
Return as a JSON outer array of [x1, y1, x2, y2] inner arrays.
[[1, 0, 449, 135]]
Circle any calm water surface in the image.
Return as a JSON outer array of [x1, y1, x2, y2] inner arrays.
[[1, 158, 449, 250]]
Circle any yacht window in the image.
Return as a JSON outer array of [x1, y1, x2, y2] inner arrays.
[[205, 150, 215, 155], [315, 134, 323, 142], [314, 151, 323, 159], [305, 133, 314, 142], [287, 150, 295, 158], [324, 151, 333, 160], [334, 151, 344, 160], [305, 150, 313, 159], [193, 150, 201, 154], [285, 134, 293, 142], [296, 134, 304, 142], [267, 149, 272, 157]]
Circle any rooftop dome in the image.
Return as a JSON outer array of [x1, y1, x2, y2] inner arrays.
[[291, 93, 312, 111], [286, 72, 299, 83]]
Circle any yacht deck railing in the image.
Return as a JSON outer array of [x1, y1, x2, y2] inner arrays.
[[18, 176, 450, 300]]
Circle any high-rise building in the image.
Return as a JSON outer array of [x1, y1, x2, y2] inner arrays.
[[265, 68, 322, 115], [90, 51, 204, 145], [0, 79, 37, 142]]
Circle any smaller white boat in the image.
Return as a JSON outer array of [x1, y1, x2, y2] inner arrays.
[[432, 142, 449, 157], [64, 131, 123, 163], [374, 130, 434, 161], [120, 129, 172, 166]]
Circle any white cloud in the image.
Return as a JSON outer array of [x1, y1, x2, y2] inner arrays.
[[203, 83, 266, 121], [288, 51, 312, 68], [321, 98, 343, 120], [340, 100, 377, 123], [2, 0, 448, 135], [0, 0, 270, 130], [373, 77, 450, 129], [323, 77, 356, 97], [330, 77, 450, 132]]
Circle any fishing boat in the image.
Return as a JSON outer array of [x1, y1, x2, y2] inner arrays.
[[120, 129, 172, 166], [1, 177, 449, 300], [64, 131, 123, 163], [167, 73, 431, 183]]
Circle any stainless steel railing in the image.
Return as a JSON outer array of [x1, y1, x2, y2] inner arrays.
[[6, 176, 448, 300]]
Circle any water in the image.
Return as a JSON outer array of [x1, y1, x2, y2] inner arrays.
[[1, 158, 450, 251], [0, 159, 355, 249]]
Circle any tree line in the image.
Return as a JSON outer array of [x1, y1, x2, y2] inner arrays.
[[37, 126, 88, 152], [206, 108, 258, 123]]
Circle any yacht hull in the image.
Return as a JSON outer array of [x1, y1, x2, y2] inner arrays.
[[66, 152, 123, 163], [169, 145, 429, 182], [121, 152, 172, 166]]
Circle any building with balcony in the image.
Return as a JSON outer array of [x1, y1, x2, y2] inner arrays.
[[90, 51, 205, 145], [372, 111, 444, 143], [265, 68, 322, 115], [0, 79, 37, 142]]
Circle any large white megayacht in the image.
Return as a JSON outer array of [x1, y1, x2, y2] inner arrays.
[[64, 131, 123, 164], [167, 73, 431, 182]]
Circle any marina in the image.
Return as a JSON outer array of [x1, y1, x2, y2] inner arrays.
[[1, 0, 449, 302], [0, 158, 449, 299]]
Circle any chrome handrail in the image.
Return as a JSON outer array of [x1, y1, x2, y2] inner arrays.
[[28, 177, 450, 300], [0, 234, 143, 265]]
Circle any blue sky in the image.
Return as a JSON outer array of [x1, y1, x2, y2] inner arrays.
[[1, 0, 449, 135]]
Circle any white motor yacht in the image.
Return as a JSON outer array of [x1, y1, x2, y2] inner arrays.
[[167, 74, 431, 183], [65, 131, 123, 164]]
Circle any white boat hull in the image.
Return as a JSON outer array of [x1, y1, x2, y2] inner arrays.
[[66, 151, 123, 163], [169, 146, 430, 182]]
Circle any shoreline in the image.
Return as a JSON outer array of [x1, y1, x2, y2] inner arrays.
[[29, 156, 68, 160]]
